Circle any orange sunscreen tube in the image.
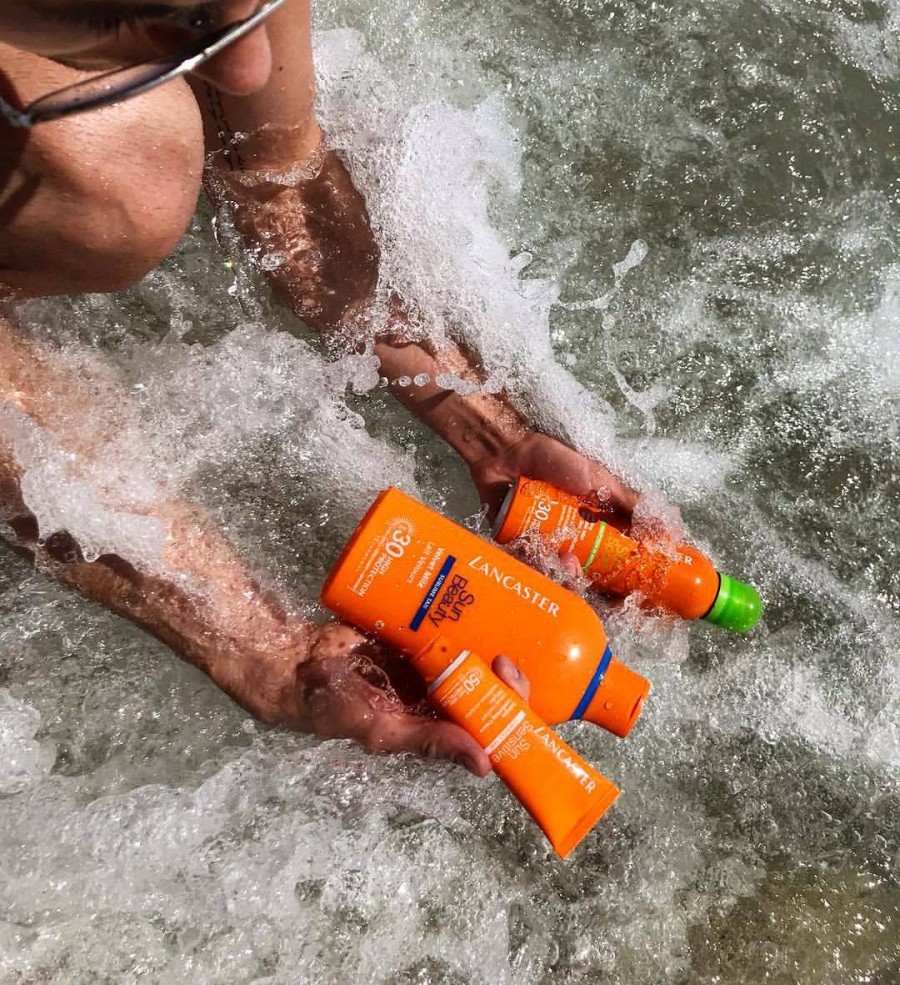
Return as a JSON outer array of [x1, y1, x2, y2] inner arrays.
[[493, 477, 762, 633], [411, 637, 620, 858], [321, 487, 650, 737]]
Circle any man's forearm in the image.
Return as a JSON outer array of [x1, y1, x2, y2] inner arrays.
[[206, 144, 533, 472], [0, 436, 314, 723], [0, 316, 316, 724]]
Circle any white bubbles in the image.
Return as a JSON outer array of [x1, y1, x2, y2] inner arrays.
[[826, 4, 900, 89], [258, 251, 287, 272], [620, 437, 735, 500], [315, 34, 638, 486], [630, 487, 684, 549], [0, 691, 55, 795], [0, 404, 167, 571], [612, 239, 649, 284], [432, 373, 481, 396]]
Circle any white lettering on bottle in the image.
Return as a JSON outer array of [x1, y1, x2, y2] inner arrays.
[[467, 556, 560, 618], [533, 727, 596, 792], [534, 497, 556, 523]]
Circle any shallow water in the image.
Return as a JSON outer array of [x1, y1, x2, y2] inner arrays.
[[1, 0, 899, 982]]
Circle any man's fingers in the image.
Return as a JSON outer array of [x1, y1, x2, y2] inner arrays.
[[577, 464, 640, 519], [297, 652, 492, 775], [360, 714, 491, 777], [603, 474, 641, 516], [356, 658, 533, 774], [547, 448, 640, 521], [558, 550, 583, 582], [492, 654, 531, 703]]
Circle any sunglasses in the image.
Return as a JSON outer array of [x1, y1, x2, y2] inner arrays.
[[0, 0, 288, 129]]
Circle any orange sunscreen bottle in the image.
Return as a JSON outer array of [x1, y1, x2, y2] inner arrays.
[[321, 487, 650, 737], [493, 477, 762, 633], [410, 637, 620, 858]]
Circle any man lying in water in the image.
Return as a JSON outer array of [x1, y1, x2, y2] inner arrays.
[[0, 0, 639, 773]]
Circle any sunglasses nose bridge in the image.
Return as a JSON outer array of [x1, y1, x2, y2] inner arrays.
[[184, 19, 274, 95]]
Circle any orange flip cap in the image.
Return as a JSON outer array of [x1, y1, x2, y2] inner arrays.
[[321, 487, 650, 737]]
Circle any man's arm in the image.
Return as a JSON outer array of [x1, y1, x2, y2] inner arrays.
[[190, 0, 640, 518], [0, 311, 500, 774]]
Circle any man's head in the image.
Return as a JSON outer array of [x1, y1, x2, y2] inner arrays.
[[0, 0, 278, 95]]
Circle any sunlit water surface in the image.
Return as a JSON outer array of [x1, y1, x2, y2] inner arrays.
[[1, 0, 899, 982]]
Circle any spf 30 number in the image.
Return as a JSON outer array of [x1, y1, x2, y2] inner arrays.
[[534, 498, 556, 522], [385, 526, 412, 559]]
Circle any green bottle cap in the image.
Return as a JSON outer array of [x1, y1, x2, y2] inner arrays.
[[704, 573, 762, 633]]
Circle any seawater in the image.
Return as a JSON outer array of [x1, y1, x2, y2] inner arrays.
[[1, 0, 898, 982]]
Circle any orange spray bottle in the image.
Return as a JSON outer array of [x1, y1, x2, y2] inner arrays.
[[492, 477, 761, 632], [321, 487, 650, 737]]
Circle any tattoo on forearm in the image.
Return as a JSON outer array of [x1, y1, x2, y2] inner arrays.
[[202, 83, 246, 172]]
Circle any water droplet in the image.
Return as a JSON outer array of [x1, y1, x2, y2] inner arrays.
[[259, 251, 286, 271]]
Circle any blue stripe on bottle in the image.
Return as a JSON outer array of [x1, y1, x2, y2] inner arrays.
[[572, 644, 614, 720], [410, 555, 457, 630]]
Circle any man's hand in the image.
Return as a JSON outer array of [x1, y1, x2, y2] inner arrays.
[[280, 623, 530, 777], [469, 429, 640, 522]]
